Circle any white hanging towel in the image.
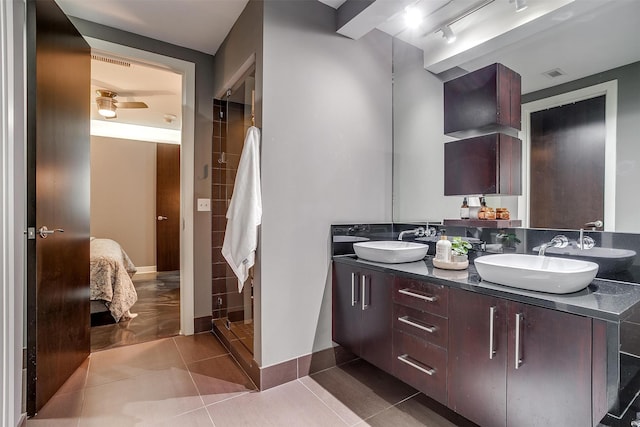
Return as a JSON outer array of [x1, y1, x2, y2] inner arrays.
[[222, 126, 262, 293]]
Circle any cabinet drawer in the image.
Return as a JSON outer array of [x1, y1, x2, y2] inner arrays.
[[394, 305, 448, 349], [394, 278, 448, 317], [393, 330, 447, 405]]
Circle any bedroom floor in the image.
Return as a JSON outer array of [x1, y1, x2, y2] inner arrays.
[[27, 332, 476, 427], [91, 271, 180, 352]]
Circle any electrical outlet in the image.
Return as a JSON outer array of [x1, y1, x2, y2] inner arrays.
[[197, 198, 211, 212]]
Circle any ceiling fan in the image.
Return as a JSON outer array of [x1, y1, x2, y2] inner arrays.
[[95, 89, 148, 119]]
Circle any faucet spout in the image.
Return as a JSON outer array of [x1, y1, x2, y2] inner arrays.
[[398, 227, 425, 241], [538, 235, 569, 256]]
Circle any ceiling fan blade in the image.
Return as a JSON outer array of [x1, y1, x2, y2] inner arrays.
[[115, 101, 148, 109], [117, 89, 175, 97]]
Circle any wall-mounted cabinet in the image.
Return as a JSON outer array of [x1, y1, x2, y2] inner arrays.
[[444, 133, 522, 196], [444, 63, 521, 138]]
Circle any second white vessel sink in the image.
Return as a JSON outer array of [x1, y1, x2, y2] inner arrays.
[[353, 241, 428, 264], [474, 254, 598, 294]]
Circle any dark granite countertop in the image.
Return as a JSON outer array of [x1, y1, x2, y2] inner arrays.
[[333, 255, 640, 322]]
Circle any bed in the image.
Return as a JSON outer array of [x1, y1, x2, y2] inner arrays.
[[90, 238, 138, 322]]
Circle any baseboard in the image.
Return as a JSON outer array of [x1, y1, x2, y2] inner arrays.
[[194, 316, 213, 333], [134, 266, 156, 274]]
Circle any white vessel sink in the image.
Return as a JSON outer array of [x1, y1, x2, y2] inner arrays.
[[541, 247, 636, 274], [474, 254, 598, 294], [353, 241, 428, 264]]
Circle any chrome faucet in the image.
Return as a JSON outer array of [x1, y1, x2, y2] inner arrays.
[[538, 235, 569, 256], [398, 227, 425, 241], [576, 229, 595, 250]]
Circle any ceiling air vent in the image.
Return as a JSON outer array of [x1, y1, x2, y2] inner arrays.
[[542, 68, 566, 78], [91, 54, 131, 68]]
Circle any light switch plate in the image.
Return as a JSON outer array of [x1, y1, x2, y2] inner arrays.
[[197, 198, 211, 212]]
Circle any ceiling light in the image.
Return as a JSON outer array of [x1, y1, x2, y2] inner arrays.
[[96, 97, 116, 118], [441, 25, 456, 44], [512, 0, 528, 12], [404, 6, 423, 29]]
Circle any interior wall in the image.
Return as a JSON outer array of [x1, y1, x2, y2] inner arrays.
[[70, 17, 214, 319], [523, 61, 640, 233], [393, 39, 459, 223], [260, 0, 393, 367], [90, 136, 156, 267]]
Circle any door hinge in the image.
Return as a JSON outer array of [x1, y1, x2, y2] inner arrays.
[[26, 227, 36, 240]]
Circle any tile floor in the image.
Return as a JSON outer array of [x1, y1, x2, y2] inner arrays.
[[27, 333, 477, 427]]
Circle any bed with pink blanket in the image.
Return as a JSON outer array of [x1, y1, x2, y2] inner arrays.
[[90, 238, 138, 322]]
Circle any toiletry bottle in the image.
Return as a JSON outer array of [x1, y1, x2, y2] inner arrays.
[[435, 234, 452, 262], [460, 197, 469, 219], [478, 196, 488, 220]]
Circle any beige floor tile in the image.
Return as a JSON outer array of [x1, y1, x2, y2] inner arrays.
[[86, 337, 185, 387], [79, 367, 203, 427], [173, 332, 228, 364], [206, 380, 348, 427], [299, 359, 418, 425], [188, 354, 256, 406], [358, 394, 477, 427], [139, 407, 214, 427], [57, 358, 90, 395], [27, 390, 83, 427]]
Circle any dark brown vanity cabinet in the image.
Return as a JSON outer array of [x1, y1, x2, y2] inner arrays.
[[392, 277, 449, 405], [332, 262, 393, 373], [444, 133, 522, 196], [444, 63, 521, 137], [448, 288, 598, 427]]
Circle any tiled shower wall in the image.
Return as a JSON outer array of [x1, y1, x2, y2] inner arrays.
[[211, 99, 247, 320]]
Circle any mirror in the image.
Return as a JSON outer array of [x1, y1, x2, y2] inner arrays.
[[392, 0, 640, 233]]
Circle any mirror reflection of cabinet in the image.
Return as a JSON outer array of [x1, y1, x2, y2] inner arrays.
[[444, 133, 521, 196], [444, 63, 521, 138]]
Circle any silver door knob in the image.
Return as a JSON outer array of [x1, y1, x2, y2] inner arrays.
[[157, 216, 168, 221], [38, 226, 64, 239]]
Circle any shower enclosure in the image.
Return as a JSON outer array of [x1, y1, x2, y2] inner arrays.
[[212, 67, 256, 355]]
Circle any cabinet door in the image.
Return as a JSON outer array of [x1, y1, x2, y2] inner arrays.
[[448, 289, 508, 427], [332, 263, 361, 355], [507, 303, 592, 427], [360, 268, 393, 373]]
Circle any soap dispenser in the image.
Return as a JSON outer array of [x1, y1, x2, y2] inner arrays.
[[435, 233, 452, 263]]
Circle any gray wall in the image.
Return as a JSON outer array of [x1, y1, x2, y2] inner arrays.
[[90, 136, 157, 267], [70, 17, 214, 318], [259, 0, 393, 367], [523, 61, 640, 233], [392, 39, 459, 223]]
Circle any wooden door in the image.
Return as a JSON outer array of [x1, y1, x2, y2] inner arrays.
[[156, 143, 180, 271], [530, 96, 606, 229], [26, 0, 91, 415], [506, 303, 592, 427], [360, 268, 392, 373], [448, 289, 508, 427], [332, 263, 361, 355]]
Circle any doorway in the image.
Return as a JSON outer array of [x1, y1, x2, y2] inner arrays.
[[519, 80, 618, 230]]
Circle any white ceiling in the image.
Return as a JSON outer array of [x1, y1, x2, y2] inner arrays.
[[55, 0, 250, 56]]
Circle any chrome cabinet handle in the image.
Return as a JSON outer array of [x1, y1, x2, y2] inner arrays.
[[515, 313, 524, 369], [351, 272, 357, 307], [157, 216, 168, 221], [38, 226, 64, 239], [398, 316, 437, 333], [489, 306, 496, 359], [361, 275, 369, 310], [397, 354, 435, 376], [398, 288, 437, 302]]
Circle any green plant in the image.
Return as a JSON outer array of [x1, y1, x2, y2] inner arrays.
[[497, 232, 521, 248], [451, 236, 472, 256]]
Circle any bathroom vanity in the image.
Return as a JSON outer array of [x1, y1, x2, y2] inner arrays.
[[332, 255, 640, 427]]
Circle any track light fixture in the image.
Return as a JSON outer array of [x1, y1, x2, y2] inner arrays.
[[512, 0, 528, 12], [441, 25, 456, 44]]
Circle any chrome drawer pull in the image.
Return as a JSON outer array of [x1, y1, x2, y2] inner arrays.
[[489, 306, 496, 360], [515, 313, 524, 369], [398, 316, 437, 333], [397, 354, 435, 376], [398, 288, 437, 302], [351, 272, 357, 307]]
